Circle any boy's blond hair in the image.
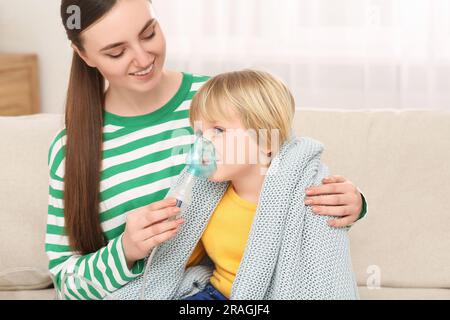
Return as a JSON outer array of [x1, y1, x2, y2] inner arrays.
[[190, 70, 296, 151]]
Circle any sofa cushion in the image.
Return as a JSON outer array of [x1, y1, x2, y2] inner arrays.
[[0, 114, 64, 291], [358, 286, 450, 300], [0, 288, 55, 300], [294, 109, 450, 290], [1, 110, 449, 296]]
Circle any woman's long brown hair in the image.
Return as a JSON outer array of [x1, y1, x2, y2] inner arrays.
[[60, 0, 118, 254], [61, 0, 153, 255]]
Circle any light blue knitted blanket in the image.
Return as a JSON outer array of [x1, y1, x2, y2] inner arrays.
[[110, 135, 359, 300]]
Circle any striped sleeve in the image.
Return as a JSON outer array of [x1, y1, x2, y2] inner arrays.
[[45, 130, 144, 300]]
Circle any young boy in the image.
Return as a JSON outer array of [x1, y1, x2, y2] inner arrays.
[[113, 70, 359, 300]]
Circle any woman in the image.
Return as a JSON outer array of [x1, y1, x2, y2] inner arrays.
[[46, 0, 366, 300]]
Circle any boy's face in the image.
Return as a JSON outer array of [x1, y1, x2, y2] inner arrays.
[[194, 109, 270, 183]]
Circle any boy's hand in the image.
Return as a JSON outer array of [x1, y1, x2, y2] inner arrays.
[[304, 175, 363, 228]]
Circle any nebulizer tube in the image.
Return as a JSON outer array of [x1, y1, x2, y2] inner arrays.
[[138, 131, 217, 300]]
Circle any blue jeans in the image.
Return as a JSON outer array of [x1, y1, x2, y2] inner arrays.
[[183, 283, 228, 300]]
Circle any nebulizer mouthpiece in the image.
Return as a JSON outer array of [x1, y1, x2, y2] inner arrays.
[[168, 131, 217, 212]]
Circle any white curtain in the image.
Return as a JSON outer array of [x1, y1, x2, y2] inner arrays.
[[155, 0, 450, 110]]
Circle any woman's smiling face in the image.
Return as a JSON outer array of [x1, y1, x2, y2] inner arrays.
[[74, 0, 166, 93]]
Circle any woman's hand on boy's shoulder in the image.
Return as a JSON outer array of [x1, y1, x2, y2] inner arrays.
[[303, 175, 364, 228]]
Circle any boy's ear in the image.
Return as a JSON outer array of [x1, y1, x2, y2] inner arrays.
[[259, 149, 272, 168], [260, 144, 272, 157], [71, 43, 96, 68]]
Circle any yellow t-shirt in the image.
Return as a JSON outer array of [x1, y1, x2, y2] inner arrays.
[[186, 185, 257, 298]]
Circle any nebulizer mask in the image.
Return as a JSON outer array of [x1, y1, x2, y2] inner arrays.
[[168, 130, 217, 212]]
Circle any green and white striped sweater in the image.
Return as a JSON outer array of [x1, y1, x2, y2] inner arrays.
[[45, 73, 208, 300]]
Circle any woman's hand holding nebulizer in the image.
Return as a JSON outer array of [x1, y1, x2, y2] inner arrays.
[[121, 197, 185, 270]]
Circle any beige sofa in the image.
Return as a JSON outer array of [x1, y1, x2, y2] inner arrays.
[[0, 110, 449, 300]]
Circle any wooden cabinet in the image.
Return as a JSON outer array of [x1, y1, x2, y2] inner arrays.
[[0, 54, 40, 116]]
